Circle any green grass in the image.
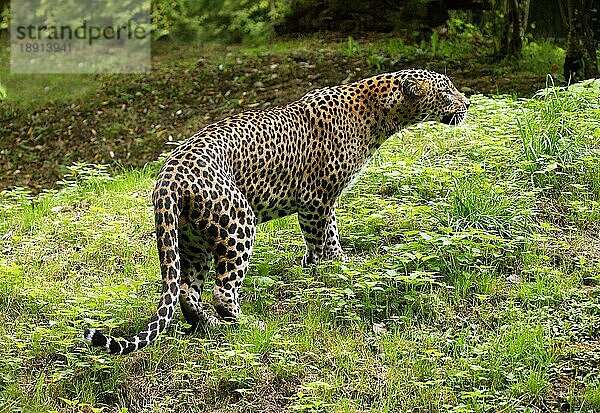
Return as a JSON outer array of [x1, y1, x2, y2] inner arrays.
[[0, 34, 100, 109], [1, 81, 600, 412]]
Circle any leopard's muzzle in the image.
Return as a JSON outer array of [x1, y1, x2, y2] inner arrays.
[[441, 97, 470, 125], [441, 111, 468, 125]]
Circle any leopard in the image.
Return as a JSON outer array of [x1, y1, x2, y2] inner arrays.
[[83, 68, 470, 355]]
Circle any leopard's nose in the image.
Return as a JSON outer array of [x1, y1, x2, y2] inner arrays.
[[465, 99, 471, 109]]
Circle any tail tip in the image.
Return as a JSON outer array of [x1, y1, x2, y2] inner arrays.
[[83, 327, 108, 348]]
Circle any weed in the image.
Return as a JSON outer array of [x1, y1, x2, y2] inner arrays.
[[339, 36, 362, 57], [442, 175, 534, 238], [519, 41, 566, 76], [366, 53, 388, 70], [584, 382, 600, 410]]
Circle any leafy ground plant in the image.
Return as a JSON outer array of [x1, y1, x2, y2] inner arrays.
[[1, 88, 599, 412]]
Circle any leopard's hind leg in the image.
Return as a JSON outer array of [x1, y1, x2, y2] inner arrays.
[[208, 185, 256, 322], [179, 251, 219, 331]]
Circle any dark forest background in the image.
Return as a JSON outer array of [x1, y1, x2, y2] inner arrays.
[[1, 0, 598, 80]]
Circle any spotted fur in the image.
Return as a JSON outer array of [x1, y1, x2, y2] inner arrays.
[[83, 69, 469, 354]]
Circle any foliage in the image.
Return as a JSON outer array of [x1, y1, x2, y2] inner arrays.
[[0, 4, 7, 31], [338, 16, 493, 70], [10, 0, 151, 31], [518, 41, 565, 74], [153, 0, 289, 42], [1, 0, 286, 43]]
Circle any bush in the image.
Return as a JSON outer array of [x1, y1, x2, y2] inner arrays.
[[154, 0, 289, 43]]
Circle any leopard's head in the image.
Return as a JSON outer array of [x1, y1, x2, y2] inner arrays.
[[376, 69, 470, 128], [400, 69, 470, 125]]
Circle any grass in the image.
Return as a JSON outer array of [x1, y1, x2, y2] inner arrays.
[[0, 34, 100, 109], [1, 79, 599, 412]]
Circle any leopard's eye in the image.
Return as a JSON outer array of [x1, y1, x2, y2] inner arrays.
[[443, 92, 454, 104]]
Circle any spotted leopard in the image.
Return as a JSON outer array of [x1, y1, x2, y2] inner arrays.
[[84, 68, 470, 354]]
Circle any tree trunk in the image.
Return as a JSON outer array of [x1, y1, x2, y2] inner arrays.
[[500, 0, 531, 58], [0, 0, 8, 32], [559, 0, 599, 82]]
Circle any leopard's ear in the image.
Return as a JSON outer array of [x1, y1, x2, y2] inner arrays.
[[402, 79, 425, 97]]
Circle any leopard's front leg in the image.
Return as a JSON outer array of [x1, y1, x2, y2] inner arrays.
[[298, 207, 346, 266], [323, 210, 347, 261]]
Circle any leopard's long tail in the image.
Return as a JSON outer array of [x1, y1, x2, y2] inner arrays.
[[83, 185, 180, 355]]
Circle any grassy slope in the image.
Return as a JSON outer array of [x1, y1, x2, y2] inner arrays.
[[1, 81, 600, 412]]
